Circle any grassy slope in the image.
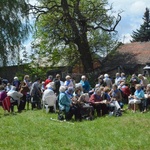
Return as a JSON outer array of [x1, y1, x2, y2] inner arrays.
[[0, 108, 150, 150]]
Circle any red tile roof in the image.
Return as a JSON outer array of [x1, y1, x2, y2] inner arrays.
[[99, 42, 150, 73], [117, 42, 150, 64]]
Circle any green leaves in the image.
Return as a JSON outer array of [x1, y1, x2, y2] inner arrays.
[[31, 0, 120, 72], [0, 0, 31, 66]]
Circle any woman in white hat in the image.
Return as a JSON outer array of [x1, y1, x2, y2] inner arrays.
[[64, 75, 74, 89]]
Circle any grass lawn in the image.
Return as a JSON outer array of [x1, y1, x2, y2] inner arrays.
[[0, 106, 150, 150]]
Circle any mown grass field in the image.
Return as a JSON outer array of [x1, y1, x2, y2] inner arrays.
[[0, 107, 150, 150]]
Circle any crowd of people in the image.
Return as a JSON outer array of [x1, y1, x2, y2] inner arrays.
[[0, 72, 150, 121]]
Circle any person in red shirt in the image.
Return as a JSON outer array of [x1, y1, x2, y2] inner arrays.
[[89, 88, 104, 117], [44, 75, 53, 88], [119, 81, 131, 104]]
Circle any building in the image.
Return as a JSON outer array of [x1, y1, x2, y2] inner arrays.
[[100, 41, 150, 76]]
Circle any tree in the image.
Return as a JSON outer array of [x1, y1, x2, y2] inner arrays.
[[0, 0, 31, 66], [30, 0, 121, 73], [131, 8, 150, 42]]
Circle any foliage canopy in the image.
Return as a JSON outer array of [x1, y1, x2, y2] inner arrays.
[[30, 0, 121, 73], [0, 0, 31, 66]]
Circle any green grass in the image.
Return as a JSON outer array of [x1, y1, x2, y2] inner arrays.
[[0, 107, 150, 150]]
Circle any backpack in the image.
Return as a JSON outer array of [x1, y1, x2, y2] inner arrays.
[[58, 113, 64, 120], [114, 109, 122, 117]]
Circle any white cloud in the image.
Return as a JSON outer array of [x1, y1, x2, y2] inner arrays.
[[26, 0, 150, 46], [120, 33, 132, 43], [130, 1, 147, 15], [108, 0, 150, 43], [29, 0, 39, 5]]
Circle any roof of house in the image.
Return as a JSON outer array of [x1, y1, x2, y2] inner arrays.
[[117, 42, 150, 65], [100, 41, 150, 73]]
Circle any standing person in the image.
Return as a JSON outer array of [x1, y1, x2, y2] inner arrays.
[[103, 74, 112, 89], [96, 75, 105, 87], [71, 77, 76, 88], [12, 76, 20, 91], [5, 83, 12, 93], [80, 75, 90, 93], [129, 74, 140, 95], [41, 81, 45, 94], [0, 77, 2, 85], [44, 75, 53, 88], [30, 78, 42, 109], [120, 72, 126, 82], [138, 74, 149, 90], [19, 75, 30, 110], [53, 74, 61, 96], [115, 73, 121, 86]]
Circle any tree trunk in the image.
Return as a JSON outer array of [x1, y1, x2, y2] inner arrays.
[[61, 0, 94, 72], [76, 34, 94, 73]]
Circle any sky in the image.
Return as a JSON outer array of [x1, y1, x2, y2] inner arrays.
[[108, 0, 150, 43], [24, 0, 150, 53]]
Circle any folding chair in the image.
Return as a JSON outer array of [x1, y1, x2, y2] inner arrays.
[[42, 96, 56, 113]]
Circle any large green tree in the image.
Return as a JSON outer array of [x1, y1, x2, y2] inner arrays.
[[30, 0, 121, 73], [131, 8, 150, 42], [0, 0, 31, 66]]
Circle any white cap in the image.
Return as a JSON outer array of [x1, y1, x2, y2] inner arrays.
[[65, 75, 71, 79], [104, 74, 109, 78], [14, 77, 18, 80], [81, 75, 86, 79]]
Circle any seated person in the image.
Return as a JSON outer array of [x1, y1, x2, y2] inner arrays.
[[144, 84, 150, 112], [109, 84, 123, 109], [103, 86, 121, 116], [76, 93, 94, 120], [58, 86, 79, 121], [0, 85, 10, 113], [128, 84, 145, 112], [0, 85, 7, 102], [100, 86, 109, 116], [89, 88, 106, 117], [42, 82, 57, 112], [73, 83, 83, 99], [65, 87, 74, 100], [118, 81, 131, 104], [7, 86, 23, 112]]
